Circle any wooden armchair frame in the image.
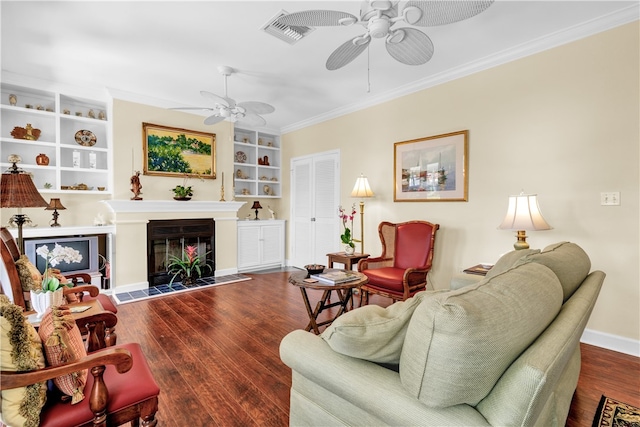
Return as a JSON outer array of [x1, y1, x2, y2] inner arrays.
[[358, 220, 439, 304], [1, 344, 159, 426]]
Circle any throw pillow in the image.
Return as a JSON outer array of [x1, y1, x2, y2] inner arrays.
[[15, 255, 42, 292], [514, 241, 591, 301], [321, 291, 437, 364], [399, 262, 563, 408], [38, 306, 88, 404], [0, 295, 47, 427]]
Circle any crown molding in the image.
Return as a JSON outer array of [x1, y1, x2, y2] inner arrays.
[[280, 4, 639, 134]]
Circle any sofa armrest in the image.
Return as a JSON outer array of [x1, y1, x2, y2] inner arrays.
[[280, 330, 489, 426], [450, 273, 484, 290]]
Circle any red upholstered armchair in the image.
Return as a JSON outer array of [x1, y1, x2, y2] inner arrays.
[[358, 221, 439, 304]]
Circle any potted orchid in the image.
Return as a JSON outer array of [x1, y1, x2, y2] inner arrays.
[[167, 245, 212, 286], [338, 204, 357, 255], [31, 244, 83, 317]]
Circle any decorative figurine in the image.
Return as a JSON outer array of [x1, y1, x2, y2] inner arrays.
[[9, 94, 17, 106], [98, 110, 106, 120], [268, 206, 276, 220], [130, 171, 143, 200], [88, 109, 96, 119]]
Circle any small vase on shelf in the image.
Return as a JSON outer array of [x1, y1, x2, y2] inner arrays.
[[344, 244, 355, 255]]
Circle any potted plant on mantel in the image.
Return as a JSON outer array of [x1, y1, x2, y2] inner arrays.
[[167, 245, 212, 286], [171, 184, 193, 201], [31, 244, 82, 318]]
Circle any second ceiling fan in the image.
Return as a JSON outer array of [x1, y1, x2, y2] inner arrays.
[[277, 0, 494, 70], [172, 66, 275, 127]]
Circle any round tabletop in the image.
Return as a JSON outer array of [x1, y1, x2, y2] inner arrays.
[[289, 268, 368, 290]]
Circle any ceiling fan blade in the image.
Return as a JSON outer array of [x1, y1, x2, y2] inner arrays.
[[203, 114, 225, 125], [238, 101, 275, 115], [386, 28, 434, 65], [404, 1, 493, 27], [326, 36, 370, 71], [236, 114, 266, 128], [277, 10, 358, 27], [200, 90, 230, 107]]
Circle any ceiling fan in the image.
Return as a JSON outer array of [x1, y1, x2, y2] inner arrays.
[[277, 0, 494, 70], [171, 66, 275, 127]]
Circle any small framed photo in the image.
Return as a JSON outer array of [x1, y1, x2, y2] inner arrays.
[[142, 122, 216, 179], [394, 130, 468, 202]]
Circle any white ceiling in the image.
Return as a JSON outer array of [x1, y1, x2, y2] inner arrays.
[[1, 1, 637, 133]]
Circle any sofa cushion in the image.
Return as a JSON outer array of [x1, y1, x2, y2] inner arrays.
[[38, 306, 88, 404], [484, 248, 540, 280], [514, 241, 591, 301], [0, 295, 47, 427], [399, 262, 563, 408], [15, 255, 43, 292], [321, 291, 436, 364]]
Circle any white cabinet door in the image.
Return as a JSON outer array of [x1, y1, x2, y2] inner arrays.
[[237, 220, 285, 272], [291, 150, 340, 268]]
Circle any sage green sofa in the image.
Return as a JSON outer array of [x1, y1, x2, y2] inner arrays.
[[280, 242, 604, 426]]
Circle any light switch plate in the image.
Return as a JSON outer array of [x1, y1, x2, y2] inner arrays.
[[600, 192, 620, 206]]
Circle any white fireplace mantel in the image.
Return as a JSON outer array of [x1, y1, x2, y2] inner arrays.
[[102, 200, 246, 214]]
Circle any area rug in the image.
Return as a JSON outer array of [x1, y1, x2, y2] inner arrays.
[[592, 395, 640, 427], [113, 274, 251, 305]]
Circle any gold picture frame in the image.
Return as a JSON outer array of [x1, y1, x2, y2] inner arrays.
[[394, 130, 468, 202], [142, 122, 216, 179]]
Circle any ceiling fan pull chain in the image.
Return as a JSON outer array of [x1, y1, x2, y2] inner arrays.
[[367, 45, 371, 93]]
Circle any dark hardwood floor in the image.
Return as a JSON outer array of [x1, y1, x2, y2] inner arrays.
[[112, 270, 639, 426]]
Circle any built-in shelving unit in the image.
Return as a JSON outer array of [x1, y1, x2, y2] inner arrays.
[[0, 83, 111, 195], [233, 127, 280, 198]]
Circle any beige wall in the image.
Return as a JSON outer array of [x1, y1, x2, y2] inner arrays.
[[281, 22, 639, 343]]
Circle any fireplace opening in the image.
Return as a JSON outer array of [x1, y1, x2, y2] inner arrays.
[[147, 219, 215, 286]]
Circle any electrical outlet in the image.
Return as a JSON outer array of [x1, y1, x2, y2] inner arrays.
[[600, 192, 620, 206]]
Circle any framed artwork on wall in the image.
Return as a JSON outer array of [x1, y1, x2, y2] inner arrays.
[[394, 130, 468, 202], [142, 122, 216, 179]]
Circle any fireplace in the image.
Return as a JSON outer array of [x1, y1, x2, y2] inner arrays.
[[147, 219, 215, 286]]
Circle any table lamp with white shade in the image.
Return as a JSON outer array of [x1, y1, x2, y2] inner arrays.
[[351, 173, 375, 254], [498, 192, 552, 250]]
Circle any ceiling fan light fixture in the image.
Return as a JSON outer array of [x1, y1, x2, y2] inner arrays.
[[369, 0, 392, 11], [368, 17, 390, 38], [338, 16, 357, 26], [387, 28, 405, 44], [353, 34, 371, 46], [402, 6, 422, 25]]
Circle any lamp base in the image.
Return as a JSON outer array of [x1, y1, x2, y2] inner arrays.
[[513, 230, 530, 250]]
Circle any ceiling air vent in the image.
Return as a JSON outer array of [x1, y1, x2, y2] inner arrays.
[[261, 10, 314, 45]]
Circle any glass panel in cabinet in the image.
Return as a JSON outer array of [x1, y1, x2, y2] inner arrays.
[[1, 109, 56, 142], [60, 116, 108, 150], [1, 84, 55, 111], [60, 94, 107, 120]]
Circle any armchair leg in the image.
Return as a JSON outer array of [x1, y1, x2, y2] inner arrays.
[[359, 290, 369, 307]]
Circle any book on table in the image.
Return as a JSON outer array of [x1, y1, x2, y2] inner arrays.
[[310, 271, 360, 285]]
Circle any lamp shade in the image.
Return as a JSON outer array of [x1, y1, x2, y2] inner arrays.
[[45, 198, 66, 211], [1, 167, 47, 209], [351, 174, 374, 198], [251, 201, 263, 210], [498, 193, 551, 231]]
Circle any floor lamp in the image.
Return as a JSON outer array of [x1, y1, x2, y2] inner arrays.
[[1, 155, 48, 253], [351, 174, 374, 254], [498, 192, 552, 250]]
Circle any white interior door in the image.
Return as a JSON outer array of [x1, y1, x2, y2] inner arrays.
[[291, 150, 340, 268]]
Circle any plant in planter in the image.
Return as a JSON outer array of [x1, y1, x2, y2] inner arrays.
[[32, 244, 82, 317], [171, 173, 202, 200], [167, 245, 212, 286], [338, 204, 357, 254]]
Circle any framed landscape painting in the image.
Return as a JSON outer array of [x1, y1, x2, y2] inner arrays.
[[142, 122, 216, 179], [394, 130, 468, 202]]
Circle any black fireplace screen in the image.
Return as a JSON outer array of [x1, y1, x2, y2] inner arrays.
[[147, 219, 215, 286]]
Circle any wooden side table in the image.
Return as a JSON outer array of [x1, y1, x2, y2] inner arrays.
[[289, 269, 368, 334], [326, 252, 370, 271]]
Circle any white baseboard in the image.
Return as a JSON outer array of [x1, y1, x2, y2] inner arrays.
[[110, 281, 149, 294], [215, 267, 238, 276], [581, 328, 640, 357]]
